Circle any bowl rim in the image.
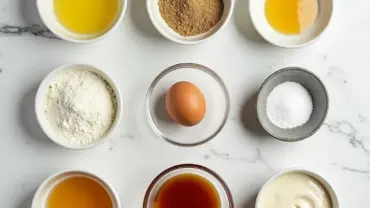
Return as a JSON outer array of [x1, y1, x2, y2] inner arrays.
[[36, 0, 127, 43], [142, 163, 235, 208], [146, 0, 235, 45], [255, 168, 339, 208], [248, 0, 334, 48], [35, 62, 123, 150], [257, 67, 329, 142], [31, 169, 121, 208], [145, 63, 230, 147]]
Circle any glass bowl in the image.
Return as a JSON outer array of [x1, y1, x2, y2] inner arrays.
[[143, 164, 234, 208], [146, 63, 230, 147]]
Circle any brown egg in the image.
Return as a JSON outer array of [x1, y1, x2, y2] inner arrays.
[[166, 81, 206, 127]]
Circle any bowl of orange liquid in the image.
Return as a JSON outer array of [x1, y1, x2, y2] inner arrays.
[[249, 0, 333, 48], [37, 0, 127, 43], [143, 164, 234, 208], [32, 170, 120, 208]]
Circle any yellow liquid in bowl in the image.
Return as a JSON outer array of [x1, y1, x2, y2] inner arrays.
[[47, 176, 113, 208], [265, 0, 318, 35], [54, 0, 119, 35]]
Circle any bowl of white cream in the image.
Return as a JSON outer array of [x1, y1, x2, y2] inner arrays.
[[256, 169, 339, 208], [35, 63, 122, 149]]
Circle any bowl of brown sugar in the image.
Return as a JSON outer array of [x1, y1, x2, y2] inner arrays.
[[147, 0, 234, 44]]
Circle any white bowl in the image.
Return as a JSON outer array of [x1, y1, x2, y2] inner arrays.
[[32, 170, 121, 208], [147, 0, 235, 44], [256, 168, 339, 208], [35, 63, 122, 149], [249, 0, 333, 48], [37, 0, 127, 43]]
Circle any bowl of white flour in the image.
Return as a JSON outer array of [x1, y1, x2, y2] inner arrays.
[[35, 63, 122, 149]]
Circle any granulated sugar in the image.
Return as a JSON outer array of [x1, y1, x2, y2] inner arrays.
[[266, 81, 313, 129]]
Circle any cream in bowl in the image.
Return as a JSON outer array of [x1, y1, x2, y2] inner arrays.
[[35, 63, 122, 149], [37, 0, 127, 42], [256, 169, 339, 208], [32, 170, 120, 208]]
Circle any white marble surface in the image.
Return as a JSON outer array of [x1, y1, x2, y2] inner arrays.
[[0, 0, 369, 207]]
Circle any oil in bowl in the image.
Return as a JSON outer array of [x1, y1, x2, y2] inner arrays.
[[47, 176, 113, 208], [54, 0, 120, 35], [31, 171, 120, 208], [265, 0, 318, 35]]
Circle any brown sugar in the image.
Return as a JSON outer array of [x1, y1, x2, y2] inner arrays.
[[158, 0, 224, 36]]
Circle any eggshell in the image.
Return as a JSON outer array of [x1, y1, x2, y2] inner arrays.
[[166, 81, 206, 126]]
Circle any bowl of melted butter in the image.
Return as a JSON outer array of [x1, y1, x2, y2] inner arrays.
[[256, 169, 339, 208], [37, 0, 127, 43], [249, 0, 333, 48]]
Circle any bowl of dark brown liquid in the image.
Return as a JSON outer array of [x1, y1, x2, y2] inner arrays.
[[143, 164, 234, 208]]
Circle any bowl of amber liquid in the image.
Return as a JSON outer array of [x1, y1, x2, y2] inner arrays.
[[143, 164, 234, 208], [32, 170, 120, 208]]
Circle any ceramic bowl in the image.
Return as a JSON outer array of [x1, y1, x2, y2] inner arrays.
[[37, 0, 127, 43], [32, 170, 121, 208], [35, 63, 122, 149], [146, 0, 235, 44], [143, 164, 234, 208], [249, 0, 333, 48], [256, 168, 339, 208], [146, 63, 230, 147], [257, 67, 328, 141]]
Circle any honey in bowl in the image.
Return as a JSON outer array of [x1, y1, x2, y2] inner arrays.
[[265, 0, 318, 35], [154, 173, 221, 208], [46, 176, 113, 208], [54, 0, 119, 35]]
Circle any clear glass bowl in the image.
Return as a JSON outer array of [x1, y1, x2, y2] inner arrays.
[[146, 63, 230, 146], [143, 164, 234, 208]]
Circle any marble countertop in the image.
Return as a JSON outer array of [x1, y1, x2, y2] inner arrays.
[[1, 0, 369, 207]]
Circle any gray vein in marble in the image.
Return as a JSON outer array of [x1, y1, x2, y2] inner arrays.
[[358, 114, 368, 124], [324, 121, 369, 153], [206, 148, 274, 171], [331, 163, 370, 178], [0, 24, 58, 39], [228, 117, 237, 121], [327, 67, 347, 83], [120, 133, 134, 140], [342, 167, 370, 174]]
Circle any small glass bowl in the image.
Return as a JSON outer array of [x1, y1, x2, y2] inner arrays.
[[146, 63, 230, 147], [143, 164, 234, 208]]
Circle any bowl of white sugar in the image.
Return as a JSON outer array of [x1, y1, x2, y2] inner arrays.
[[257, 67, 328, 142], [35, 63, 122, 149]]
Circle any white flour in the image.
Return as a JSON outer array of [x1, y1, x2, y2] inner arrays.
[[266, 81, 313, 129], [44, 68, 117, 144]]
